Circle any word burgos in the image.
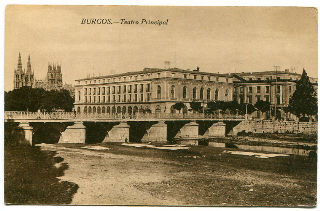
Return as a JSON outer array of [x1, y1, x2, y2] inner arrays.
[[81, 18, 113, 24]]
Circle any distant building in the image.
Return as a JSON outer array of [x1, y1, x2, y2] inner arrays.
[[13, 53, 34, 89], [232, 69, 317, 119], [74, 67, 234, 114], [46, 63, 63, 90]]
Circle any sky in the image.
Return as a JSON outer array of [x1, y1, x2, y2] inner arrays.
[[4, 6, 318, 91]]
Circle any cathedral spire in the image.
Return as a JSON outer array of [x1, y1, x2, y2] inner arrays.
[[26, 55, 32, 73], [17, 52, 22, 70]]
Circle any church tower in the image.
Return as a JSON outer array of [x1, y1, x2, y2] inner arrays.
[[47, 63, 63, 90], [14, 52, 25, 89], [14, 53, 35, 89], [25, 55, 34, 87]]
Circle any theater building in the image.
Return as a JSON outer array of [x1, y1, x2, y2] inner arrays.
[[74, 67, 234, 115]]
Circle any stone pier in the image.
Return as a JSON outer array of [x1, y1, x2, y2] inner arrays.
[[175, 121, 199, 145], [204, 122, 226, 138], [19, 122, 33, 145], [59, 122, 86, 144], [103, 122, 130, 142], [141, 121, 167, 143]]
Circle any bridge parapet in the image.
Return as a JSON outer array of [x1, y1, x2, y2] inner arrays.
[[4, 111, 245, 121]]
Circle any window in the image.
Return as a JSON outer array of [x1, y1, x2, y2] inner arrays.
[[277, 85, 281, 93], [157, 73, 160, 78], [256, 95, 261, 102], [85, 88, 87, 95], [194, 75, 197, 80], [157, 85, 161, 99], [123, 95, 126, 102], [98, 96, 100, 103], [89, 88, 91, 95], [200, 87, 204, 100], [249, 87, 253, 93], [107, 87, 110, 94], [118, 86, 121, 94], [128, 85, 132, 93], [277, 96, 280, 104], [201, 76, 204, 81], [193, 87, 197, 99], [289, 86, 292, 93], [184, 74, 187, 79], [103, 96, 105, 103], [134, 84, 137, 93], [112, 86, 115, 94], [98, 88, 100, 95], [257, 86, 261, 93], [85, 96, 87, 103], [146, 84, 150, 92], [102, 87, 105, 95], [248, 96, 252, 104], [140, 94, 143, 102], [170, 85, 175, 99], [265, 96, 270, 102], [207, 88, 211, 100], [183, 86, 187, 99], [215, 89, 219, 100], [134, 94, 137, 102], [118, 95, 121, 102], [208, 76, 211, 81], [147, 93, 151, 101], [225, 89, 229, 96], [266, 86, 270, 93], [107, 96, 110, 102], [113, 95, 116, 102], [140, 84, 144, 93]]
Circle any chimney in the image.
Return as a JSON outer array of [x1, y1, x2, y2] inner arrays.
[[285, 69, 289, 73]]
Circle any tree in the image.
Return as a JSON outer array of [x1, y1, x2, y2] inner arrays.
[[254, 100, 271, 113], [189, 101, 203, 113], [5, 87, 74, 112], [172, 102, 185, 113], [288, 69, 317, 118]]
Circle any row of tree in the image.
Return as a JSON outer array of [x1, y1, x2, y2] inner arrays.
[[5, 87, 74, 112]]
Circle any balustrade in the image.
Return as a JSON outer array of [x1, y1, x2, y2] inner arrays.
[[4, 111, 245, 120]]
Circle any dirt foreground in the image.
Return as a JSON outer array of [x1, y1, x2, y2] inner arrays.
[[38, 143, 317, 206]]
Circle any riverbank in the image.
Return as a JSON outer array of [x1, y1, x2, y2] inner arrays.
[[37, 142, 316, 206]]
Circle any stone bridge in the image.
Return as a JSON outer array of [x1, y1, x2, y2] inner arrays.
[[5, 111, 246, 145]]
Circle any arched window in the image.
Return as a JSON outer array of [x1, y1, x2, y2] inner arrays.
[[157, 85, 161, 99], [102, 107, 106, 113], [88, 106, 92, 113], [225, 89, 229, 97], [93, 106, 96, 113], [77, 107, 81, 114], [193, 87, 197, 99], [200, 87, 204, 100], [107, 106, 110, 114], [207, 88, 211, 100], [97, 107, 101, 114], [215, 89, 219, 100], [155, 105, 161, 113], [128, 106, 132, 115], [183, 86, 187, 99], [170, 85, 175, 99], [133, 106, 138, 114], [117, 106, 121, 114], [112, 106, 116, 114], [122, 106, 126, 114], [84, 106, 87, 113]]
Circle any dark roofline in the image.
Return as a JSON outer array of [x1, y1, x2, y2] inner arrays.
[[75, 67, 232, 81], [235, 70, 301, 76]]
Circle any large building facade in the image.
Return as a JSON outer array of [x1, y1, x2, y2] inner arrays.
[[74, 67, 234, 115], [13, 53, 34, 89], [233, 69, 317, 107]]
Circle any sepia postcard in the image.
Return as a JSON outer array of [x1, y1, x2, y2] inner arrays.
[[3, 5, 318, 207]]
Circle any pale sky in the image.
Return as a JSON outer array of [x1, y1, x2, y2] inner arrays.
[[5, 6, 318, 91]]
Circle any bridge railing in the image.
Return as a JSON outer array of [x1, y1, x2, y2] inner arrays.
[[4, 111, 245, 120]]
